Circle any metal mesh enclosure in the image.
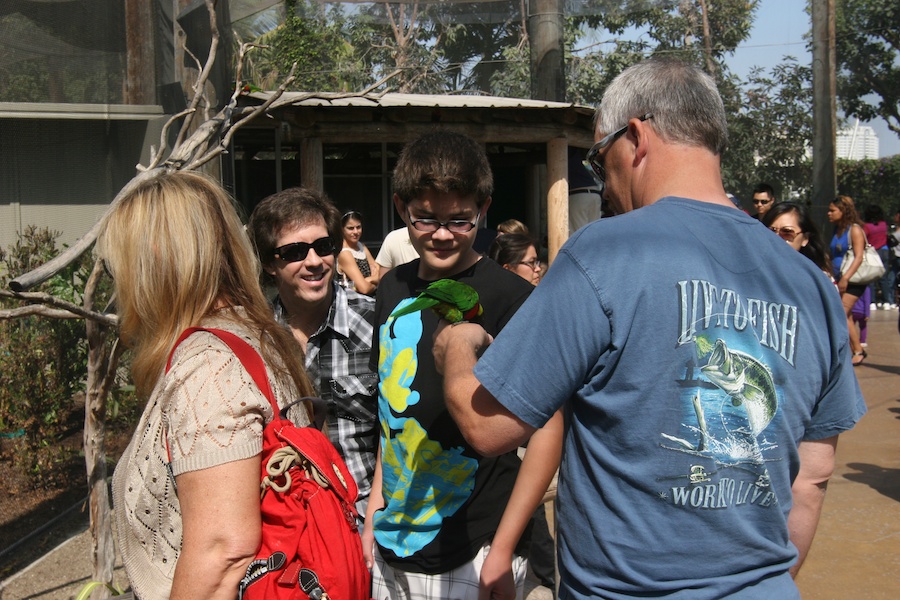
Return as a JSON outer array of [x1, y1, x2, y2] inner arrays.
[[0, 0, 127, 104]]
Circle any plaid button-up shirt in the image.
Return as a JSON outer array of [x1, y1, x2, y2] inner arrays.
[[273, 283, 377, 515]]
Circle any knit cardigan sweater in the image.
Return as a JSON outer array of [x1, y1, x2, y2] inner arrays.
[[112, 313, 308, 600]]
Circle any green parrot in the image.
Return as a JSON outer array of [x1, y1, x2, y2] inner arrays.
[[389, 279, 483, 324]]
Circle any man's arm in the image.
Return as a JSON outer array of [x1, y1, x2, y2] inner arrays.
[[434, 322, 536, 456], [788, 435, 838, 578]]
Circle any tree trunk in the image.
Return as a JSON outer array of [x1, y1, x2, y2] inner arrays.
[[83, 261, 119, 599]]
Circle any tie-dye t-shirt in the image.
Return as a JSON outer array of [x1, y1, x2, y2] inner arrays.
[[371, 257, 533, 573]]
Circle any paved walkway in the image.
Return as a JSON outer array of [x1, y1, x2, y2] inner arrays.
[[794, 308, 900, 599], [1, 311, 897, 599]]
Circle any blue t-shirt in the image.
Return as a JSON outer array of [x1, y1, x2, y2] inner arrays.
[[476, 197, 866, 599]]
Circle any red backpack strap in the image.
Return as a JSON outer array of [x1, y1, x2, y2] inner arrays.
[[166, 327, 278, 414]]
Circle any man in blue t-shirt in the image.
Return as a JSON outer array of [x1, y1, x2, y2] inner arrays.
[[434, 58, 866, 599]]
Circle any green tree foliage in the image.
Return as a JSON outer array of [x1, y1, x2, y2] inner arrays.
[[835, 0, 900, 136], [722, 58, 814, 203], [244, 0, 369, 92], [837, 155, 900, 212]]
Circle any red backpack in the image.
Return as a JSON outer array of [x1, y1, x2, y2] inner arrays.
[[168, 328, 371, 600]]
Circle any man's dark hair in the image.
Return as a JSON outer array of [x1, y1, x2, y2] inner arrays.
[[248, 187, 342, 268], [752, 183, 775, 199], [392, 130, 493, 207]]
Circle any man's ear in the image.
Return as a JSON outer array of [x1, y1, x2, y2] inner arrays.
[[631, 117, 650, 163], [263, 262, 277, 277], [393, 194, 408, 222]]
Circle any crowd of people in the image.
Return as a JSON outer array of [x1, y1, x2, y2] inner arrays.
[[100, 58, 872, 600]]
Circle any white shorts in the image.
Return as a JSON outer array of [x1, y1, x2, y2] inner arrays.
[[371, 543, 528, 600]]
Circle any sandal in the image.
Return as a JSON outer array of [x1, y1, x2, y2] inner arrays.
[[852, 350, 867, 367]]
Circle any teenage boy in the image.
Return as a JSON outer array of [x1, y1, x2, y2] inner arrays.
[[363, 130, 562, 599]]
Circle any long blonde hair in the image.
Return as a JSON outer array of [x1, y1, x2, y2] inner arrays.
[[97, 170, 314, 399]]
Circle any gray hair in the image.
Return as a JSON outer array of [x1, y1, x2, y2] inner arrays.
[[596, 58, 728, 155]]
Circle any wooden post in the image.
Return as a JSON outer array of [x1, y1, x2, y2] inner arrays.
[[301, 136, 324, 192], [125, 0, 156, 104], [810, 0, 836, 229], [547, 137, 568, 263]]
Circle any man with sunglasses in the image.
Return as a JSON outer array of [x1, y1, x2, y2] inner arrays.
[[248, 187, 378, 520], [364, 130, 562, 600], [751, 183, 777, 220], [434, 58, 865, 599]]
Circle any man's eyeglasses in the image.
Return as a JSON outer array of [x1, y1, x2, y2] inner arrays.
[[517, 258, 541, 270], [407, 209, 479, 234], [752, 198, 773, 206], [586, 113, 654, 182], [770, 226, 802, 242], [274, 237, 334, 262]]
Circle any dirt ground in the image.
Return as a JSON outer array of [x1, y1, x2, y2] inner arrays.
[[1, 311, 897, 599]]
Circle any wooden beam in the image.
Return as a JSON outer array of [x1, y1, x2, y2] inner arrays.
[[282, 121, 593, 146]]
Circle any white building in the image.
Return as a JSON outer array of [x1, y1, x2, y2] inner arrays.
[[836, 124, 880, 160]]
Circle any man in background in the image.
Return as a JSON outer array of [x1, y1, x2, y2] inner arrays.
[[752, 182, 776, 220]]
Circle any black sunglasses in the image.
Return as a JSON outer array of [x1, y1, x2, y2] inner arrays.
[[274, 237, 334, 262], [586, 113, 654, 183]]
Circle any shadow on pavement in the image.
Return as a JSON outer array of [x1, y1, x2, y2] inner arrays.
[[843, 463, 900, 503]]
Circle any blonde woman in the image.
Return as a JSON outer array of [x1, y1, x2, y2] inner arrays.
[[98, 171, 314, 600]]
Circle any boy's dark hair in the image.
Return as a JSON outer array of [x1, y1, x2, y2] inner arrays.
[[248, 186, 342, 268], [392, 130, 493, 207]]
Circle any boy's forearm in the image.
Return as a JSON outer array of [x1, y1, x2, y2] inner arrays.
[[490, 410, 563, 556]]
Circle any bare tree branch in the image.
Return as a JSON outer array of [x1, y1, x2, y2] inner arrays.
[[0, 289, 117, 325], [174, 0, 220, 150], [187, 63, 298, 170], [0, 305, 84, 320], [142, 108, 196, 171]]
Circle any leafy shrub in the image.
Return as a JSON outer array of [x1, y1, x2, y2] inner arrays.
[[0, 226, 132, 485]]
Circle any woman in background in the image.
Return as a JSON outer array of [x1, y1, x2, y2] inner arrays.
[[496, 218, 529, 237], [99, 171, 314, 600], [488, 233, 541, 286], [763, 201, 833, 276], [863, 205, 896, 309], [338, 210, 380, 295], [827, 195, 868, 366]]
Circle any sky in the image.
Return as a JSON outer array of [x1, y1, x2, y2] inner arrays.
[[729, 0, 899, 157]]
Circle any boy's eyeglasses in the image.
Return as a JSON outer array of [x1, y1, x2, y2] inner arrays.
[[770, 226, 802, 242], [407, 209, 479, 233], [274, 237, 334, 262], [586, 113, 654, 182], [517, 258, 541, 270]]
